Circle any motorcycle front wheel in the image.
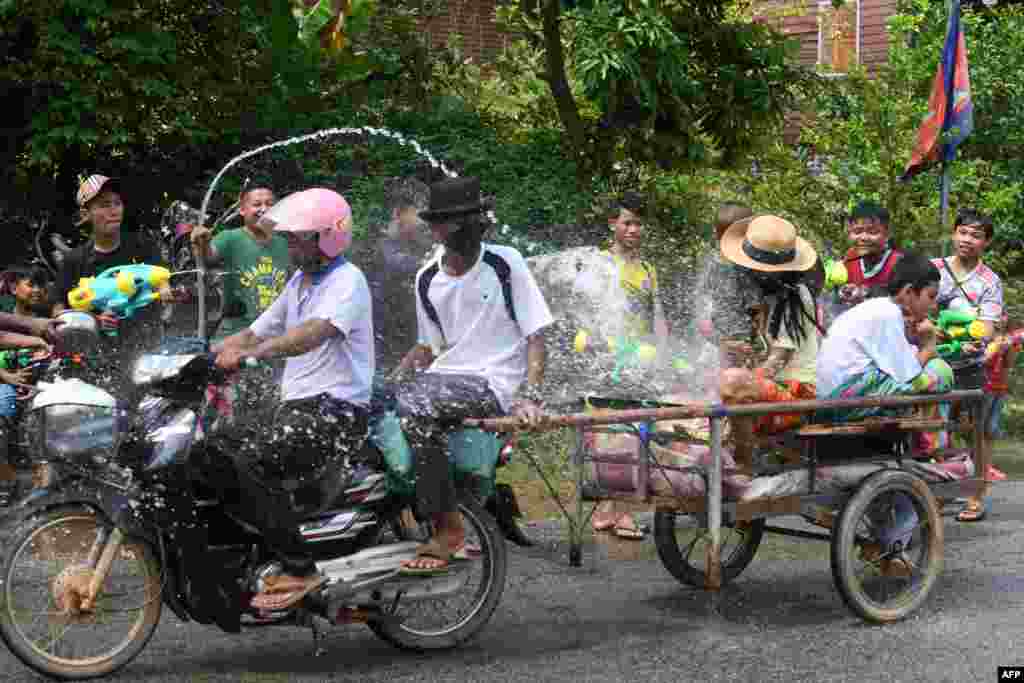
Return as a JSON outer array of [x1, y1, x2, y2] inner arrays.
[[0, 505, 163, 680], [369, 497, 507, 651]]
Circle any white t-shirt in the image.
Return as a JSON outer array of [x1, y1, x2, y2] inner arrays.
[[816, 297, 922, 397], [416, 243, 554, 410], [768, 284, 818, 385], [251, 259, 374, 405]]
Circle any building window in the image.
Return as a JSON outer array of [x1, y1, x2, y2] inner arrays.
[[818, 0, 859, 74]]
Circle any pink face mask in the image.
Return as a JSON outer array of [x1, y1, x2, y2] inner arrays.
[[259, 188, 353, 258]]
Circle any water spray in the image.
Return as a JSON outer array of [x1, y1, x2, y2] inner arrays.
[[196, 126, 523, 341]]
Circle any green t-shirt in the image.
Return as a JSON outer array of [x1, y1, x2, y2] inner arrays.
[[212, 228, 291, 339]]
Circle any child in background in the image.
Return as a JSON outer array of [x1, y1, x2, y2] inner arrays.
[[0, 266, 54, 506], [931, 209, 1004, 522], [695, 203, 761, 377], [821, 201, 904, 329]]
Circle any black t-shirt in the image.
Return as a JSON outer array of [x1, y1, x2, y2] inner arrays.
[[54, 232, 169, 394], [55, 232, 165, 308]]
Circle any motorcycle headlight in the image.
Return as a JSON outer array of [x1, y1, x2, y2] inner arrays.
[[26, 403, 126, 464], [132, 354, 197, 387]]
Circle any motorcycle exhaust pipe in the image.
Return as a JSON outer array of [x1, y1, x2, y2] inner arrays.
[[317, 542, 472, 615]]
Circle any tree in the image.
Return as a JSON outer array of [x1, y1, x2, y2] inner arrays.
[[499, 0, 811, 181]]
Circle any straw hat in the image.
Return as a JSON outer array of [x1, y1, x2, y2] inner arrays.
[[719, 214, 817, 273]]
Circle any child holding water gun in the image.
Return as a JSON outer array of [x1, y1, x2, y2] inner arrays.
[[931, 209, 1004, 522], [821, 201, 904, 329], [0, 266, 55, 506], [584, 193, 668, 540]]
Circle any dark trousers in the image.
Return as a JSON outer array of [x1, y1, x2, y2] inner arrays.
[[200, 393, 369, 575], [395, 373, 501, 517], [952, 363, 999, 437]]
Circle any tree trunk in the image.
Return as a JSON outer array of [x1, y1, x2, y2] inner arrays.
[[540, 0, 589, 182]]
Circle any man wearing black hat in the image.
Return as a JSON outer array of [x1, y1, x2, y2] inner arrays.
[[394, 177, 553, 574]]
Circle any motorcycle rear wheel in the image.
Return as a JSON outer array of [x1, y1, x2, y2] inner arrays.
[[368, 497, 506, 651], [0, 505, 163, 680]]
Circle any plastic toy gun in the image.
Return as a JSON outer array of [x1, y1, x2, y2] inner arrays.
[[935, 309, 988, 360], [984, 329, 1024, 394], [822, 259, 848, 291], [573, 329, 691, 383], [68, 264, 171, 334], [0, 348, 37, 371]]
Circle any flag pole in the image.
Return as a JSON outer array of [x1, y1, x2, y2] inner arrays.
[[940, 158, 952, 234]]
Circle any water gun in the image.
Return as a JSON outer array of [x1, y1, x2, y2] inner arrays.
[[822, 259, 848, 291], [68, 264, 171, 334], [0, 349, 36, 371], [573, 329, 691, 383], [984, 329, 1024, 394], [935, 309, 988, 359]]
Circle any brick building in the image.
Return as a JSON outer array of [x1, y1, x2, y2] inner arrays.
[[756, 0, 900, 74], [421, 0, 509, 61]]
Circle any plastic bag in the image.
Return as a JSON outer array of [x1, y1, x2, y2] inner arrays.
[[369, 410, 501, 500]]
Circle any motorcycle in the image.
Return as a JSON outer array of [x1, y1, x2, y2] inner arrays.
[[0, 336, 508, 680]]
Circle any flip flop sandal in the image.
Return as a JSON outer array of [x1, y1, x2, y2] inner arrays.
[[591, 515, 617, 532], [250, 574, 327, 611], [613, 516, 645, 540], [957, 498, 991, 523], [452, 542, 481, 561], [400, 540, 455, 576]]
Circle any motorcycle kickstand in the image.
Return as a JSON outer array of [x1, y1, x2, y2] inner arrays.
[[297, 609, 331, 657]]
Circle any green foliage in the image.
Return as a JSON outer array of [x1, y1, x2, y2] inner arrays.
[[493, 0, 810, 178]]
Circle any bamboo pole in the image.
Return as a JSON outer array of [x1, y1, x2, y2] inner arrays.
[[465, 390, 985, 432]]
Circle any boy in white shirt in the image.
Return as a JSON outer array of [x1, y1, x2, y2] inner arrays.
[[814, 253, 953, 578], [816, 253, 952, 440], [394, 177, 554, 574]]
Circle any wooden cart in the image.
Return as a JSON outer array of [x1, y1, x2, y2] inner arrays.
[[468, 389, 991, 623]]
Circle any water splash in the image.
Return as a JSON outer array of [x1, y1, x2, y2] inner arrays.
[[198, 126, 548, 254]]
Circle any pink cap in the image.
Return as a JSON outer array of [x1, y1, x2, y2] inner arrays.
[[262, 188, 353, 258]]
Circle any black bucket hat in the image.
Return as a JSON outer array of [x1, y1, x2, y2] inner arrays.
[[418, 177, 494, 222]]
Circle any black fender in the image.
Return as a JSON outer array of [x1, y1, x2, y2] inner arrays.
[[5, 480, 193, 624]]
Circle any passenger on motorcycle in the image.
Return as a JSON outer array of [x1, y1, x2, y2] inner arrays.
[[210, 188, 374, 611], [393, 177, 553, 575]]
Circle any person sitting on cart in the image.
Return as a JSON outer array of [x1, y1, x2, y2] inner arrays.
[[393, 176, 553, 575], [821, 201, 905, 329], [931, 209, 1004, 523], [714, 216, 821, 460], [815, 252, 951, 433]]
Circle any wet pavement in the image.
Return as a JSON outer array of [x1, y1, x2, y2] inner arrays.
[[4, 485, 1024, 682]]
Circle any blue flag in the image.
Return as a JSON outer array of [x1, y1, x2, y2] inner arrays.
[[901, 0, 973, 181]]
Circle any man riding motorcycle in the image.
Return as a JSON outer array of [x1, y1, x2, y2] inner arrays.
[[207, 187, 374, 611]]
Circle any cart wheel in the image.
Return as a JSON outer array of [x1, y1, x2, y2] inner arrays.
[[830, 469, 943, 623], [653, 509, 764, 587]]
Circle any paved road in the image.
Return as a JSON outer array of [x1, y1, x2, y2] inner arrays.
[[4, 486, 1024, 683]]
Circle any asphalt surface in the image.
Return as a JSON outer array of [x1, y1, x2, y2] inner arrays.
[[4, 485, 1024, 683]]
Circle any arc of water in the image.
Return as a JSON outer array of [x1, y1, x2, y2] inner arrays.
[[195, 126, 516, 339]]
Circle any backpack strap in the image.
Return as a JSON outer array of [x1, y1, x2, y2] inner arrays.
[[417, 260, 445, 346], [417, 249, 520, 348], [482, 249, 518, 326]]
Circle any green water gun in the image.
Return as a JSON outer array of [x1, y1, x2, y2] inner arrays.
[[822, 259, 848, 291], [573, 329, 692, 383], [0, 349, 35, 371], [935, 308, 988, 359]]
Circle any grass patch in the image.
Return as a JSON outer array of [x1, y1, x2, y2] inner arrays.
[[993, 440, 1024, 479]]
